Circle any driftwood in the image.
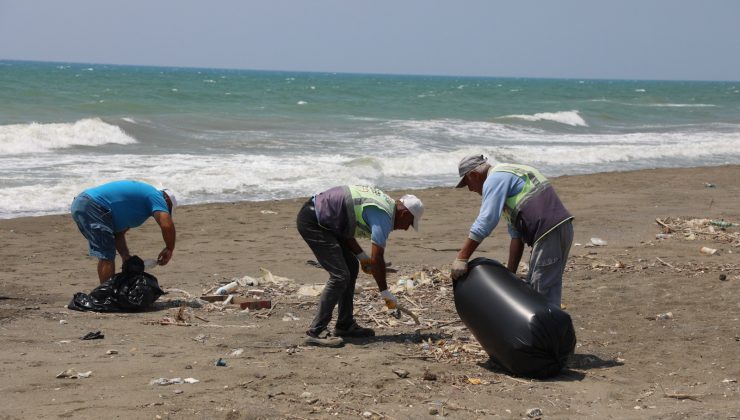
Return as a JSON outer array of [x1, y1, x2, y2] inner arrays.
[[656, 257, 682, 272]]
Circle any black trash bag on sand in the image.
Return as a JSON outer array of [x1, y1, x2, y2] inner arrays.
[[68, 256, 165, 312], [453, 258, 576, 379]]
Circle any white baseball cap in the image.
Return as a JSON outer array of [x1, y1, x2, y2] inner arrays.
[[399, 194, 424, 231]]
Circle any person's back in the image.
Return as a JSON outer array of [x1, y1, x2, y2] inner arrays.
[[85, 180, 169, 232]]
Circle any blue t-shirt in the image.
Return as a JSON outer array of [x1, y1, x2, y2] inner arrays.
[[469, 171, 525, 242], [362, 206, 393, 248], [85, 180, 169, 232]]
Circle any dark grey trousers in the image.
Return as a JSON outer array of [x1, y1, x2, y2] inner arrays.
[[526, 219, 574, 306], [296, 201, 359, 335]]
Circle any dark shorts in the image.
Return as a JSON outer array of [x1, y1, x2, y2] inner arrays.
[[71, 193, 116, 260]]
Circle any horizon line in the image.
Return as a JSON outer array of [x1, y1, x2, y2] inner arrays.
[[2, 58, 738, 84]]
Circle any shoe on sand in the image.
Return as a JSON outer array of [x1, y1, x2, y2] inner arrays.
[[334, 322, 375, 337], [304, 331, 344, 347]]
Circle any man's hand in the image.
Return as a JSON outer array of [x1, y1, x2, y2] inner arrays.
[[380, 289, 398, 309], [356, 251, 373, 274], [451, 258, 469, 280], [157, 247, 173, 266]]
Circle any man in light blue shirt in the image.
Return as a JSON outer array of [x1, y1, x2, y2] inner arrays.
[[71, 180, 177, 284], [452, 155, 574, 306]]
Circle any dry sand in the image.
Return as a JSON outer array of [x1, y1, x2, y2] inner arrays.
[[1, 165, 739, 419]]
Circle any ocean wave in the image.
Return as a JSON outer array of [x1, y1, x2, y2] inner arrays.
[[498, 110, 588, 127], [0, 118, 137, 155], [2, 129, 739, 219], [388, 118, 542, 140], [643, 103, 717, 108]]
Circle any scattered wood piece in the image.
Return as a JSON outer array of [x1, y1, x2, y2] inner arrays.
[[656, 257, 682, 272], [663, 392, 703, 401], [193, 314, 210, 323], [655, 218, 673, 233], [659, 383, 704, 401]]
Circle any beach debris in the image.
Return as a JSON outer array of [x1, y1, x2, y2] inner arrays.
[[710, 219, 734, 228], [656, 217, 739, 246], [215, 358, 227, 367], [393, 277, 416, 292], [144, 316, 193, 326], [216, 280, 241, 295], [56, 369, 92, 379], [298, 284, 324, 297], [106, 349, 118, 355], [722, 378, 737, 383], [654, 312, 673, 321], [143, 259, 158, 269], [282, 312, 300, 322], [149, 377, 199, 386], [59, 319, 68, 325], [526, 407, 543, 418], [392, 368, 410, 378], [589, 237, 608, 246], [719, 273, 728, 281], [260, 210, 278, 215], [230, 348, 244, 356], [173, 389, 183, 394], [163, 288, 193, 299], [655, 233, 673, 240], [700, 246, 718, 256], [80, 331, 104, 340], [259, 268, 294, 285], [394, 304, 421, 325]]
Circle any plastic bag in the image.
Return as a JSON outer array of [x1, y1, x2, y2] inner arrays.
[[68, 256, 165, 312], [453, 258, 576, 378]]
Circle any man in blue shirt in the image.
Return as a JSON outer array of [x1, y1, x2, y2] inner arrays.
[[297, 185, 424, 347], [71, 180, 177, 284], [451, 155, 573, 306]]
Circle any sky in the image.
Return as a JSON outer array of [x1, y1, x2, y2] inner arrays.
[[1, 0, 739, 81]]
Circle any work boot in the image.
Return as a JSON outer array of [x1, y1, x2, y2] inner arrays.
[[304, 330, 344, 348], [334, 322, 375, 337]]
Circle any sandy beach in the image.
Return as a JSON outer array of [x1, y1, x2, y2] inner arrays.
[[1, 165, 739, 419]]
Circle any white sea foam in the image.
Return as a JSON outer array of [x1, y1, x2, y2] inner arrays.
[[499, 110, 588, 127], [1, 120, 739, 218], [2, 134, 739, 219], [0, 118, 137, 155]]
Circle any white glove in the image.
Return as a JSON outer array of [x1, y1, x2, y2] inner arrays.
[[380, 289, 398, 309], [451, 258, 469, 280], [356, 251, 373, 274]]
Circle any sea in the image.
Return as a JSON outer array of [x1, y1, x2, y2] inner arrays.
[[1, 60, 739, 219]]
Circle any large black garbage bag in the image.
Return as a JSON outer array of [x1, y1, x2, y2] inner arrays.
[[454, 258, 576, 378], [68, 256, 165, 312]]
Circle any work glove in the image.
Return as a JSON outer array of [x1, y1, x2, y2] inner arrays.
[[356, 251, 373, 275], [450, 258, 469, 280], [380, 289, 398, 310]]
